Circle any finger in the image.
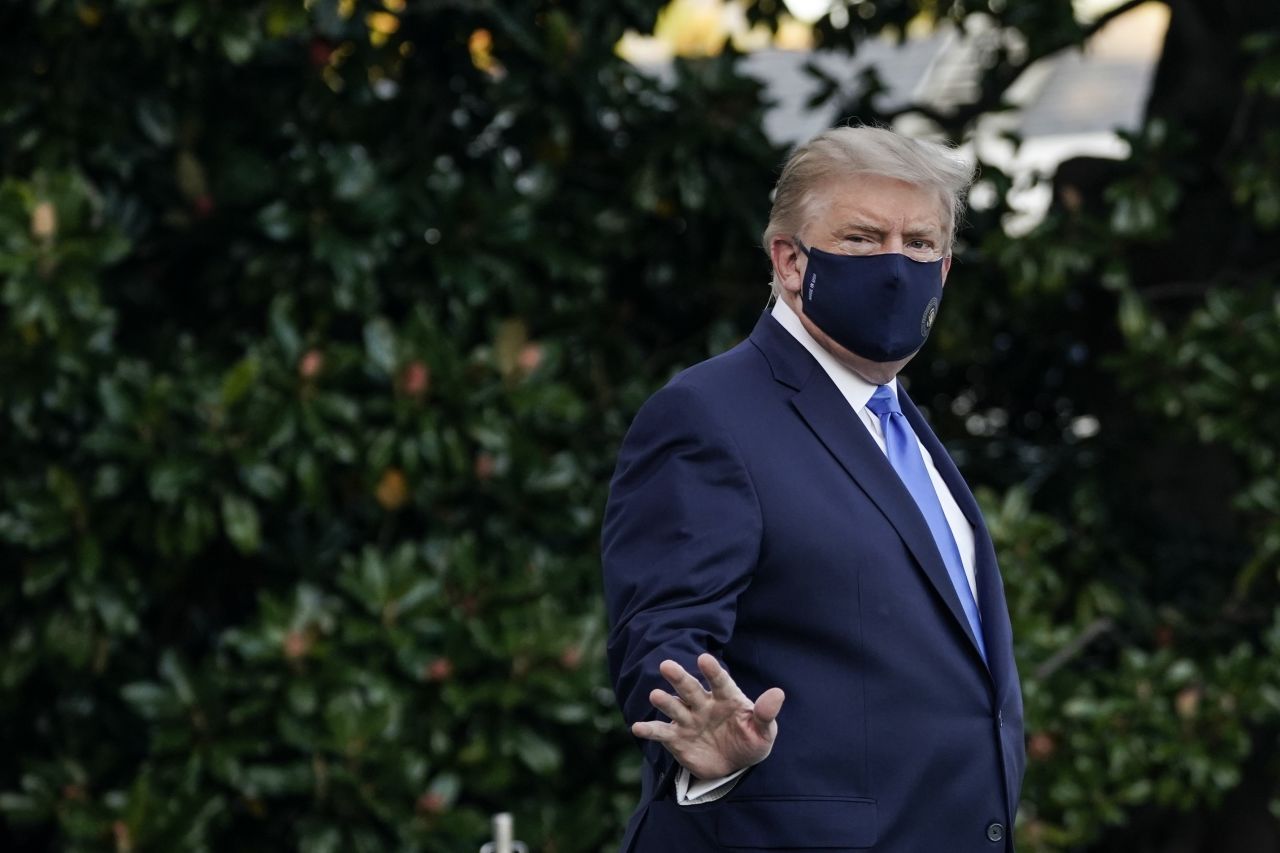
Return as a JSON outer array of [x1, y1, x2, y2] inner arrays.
[[648, 688, 693, 726], [752, 687, 786, 729], [659, 659, 709, 709], [631, 719, 677, 742], [697, 653, 745, 701]]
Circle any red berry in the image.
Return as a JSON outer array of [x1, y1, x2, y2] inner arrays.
[[559, 645, 583, 670], [517, 342, 543, 374], [309, 38, 334, 68], [282, 630, 312, 661], [298, 349, 324, 379], [398, 360, 430, 398], [415, 790, 447, 815], [425, 657, 453, 682], [1027, 731, 1056, 761]]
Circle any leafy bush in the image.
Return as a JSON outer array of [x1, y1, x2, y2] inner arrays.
[[0, 3, 776, 850], [2, 1, 1279, 851]]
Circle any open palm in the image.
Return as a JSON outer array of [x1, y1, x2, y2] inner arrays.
[[631, 653, 785, 780]]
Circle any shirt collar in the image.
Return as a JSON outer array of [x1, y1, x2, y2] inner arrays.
[[770, 298, 898, 412]]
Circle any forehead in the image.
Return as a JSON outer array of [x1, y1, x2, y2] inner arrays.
[[811, 172, 947, 235]]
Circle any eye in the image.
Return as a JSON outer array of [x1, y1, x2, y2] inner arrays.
[[907, 239, 934, 250], [843, 234, 882, 252]]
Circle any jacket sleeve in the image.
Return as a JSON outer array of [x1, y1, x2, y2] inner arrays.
[[601, 381, 763, 770]]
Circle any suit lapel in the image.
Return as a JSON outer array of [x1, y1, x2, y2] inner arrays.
[[750, 311, 993, 675], [789, 378, 988, 669], [973, 529, 1014, 707], [899, 391, 1014, 703]]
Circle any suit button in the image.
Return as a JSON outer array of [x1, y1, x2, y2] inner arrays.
[[997, 710, 1003, 727], [986, 822, 1005, 842]]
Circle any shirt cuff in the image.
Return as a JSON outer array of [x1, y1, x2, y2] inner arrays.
[[675, 765, 749, 805]]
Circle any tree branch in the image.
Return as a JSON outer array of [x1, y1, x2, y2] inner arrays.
[[1033, 617, 1115, 682], [1079, 0, 1156, 43], [868, 0, 1166, 135]]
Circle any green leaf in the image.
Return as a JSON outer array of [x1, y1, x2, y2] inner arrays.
[[269, 296, 302, 359], [136, 99, 176, 147], [173, 2, 200, 37], [221, 29, 255, 65], [0, 792, 47, 823], [427, 772, 461, 806], [121, 682, 177, 721], [221, 494, 262, 554], [513, 729, 561, 774], [258, 200, 297, 241], [242, 463, 286, 500], [363, 317, 397, 374], [221, 356, 260, 406]]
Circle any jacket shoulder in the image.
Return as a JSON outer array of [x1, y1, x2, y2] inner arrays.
[[662, 336, 770, 401]]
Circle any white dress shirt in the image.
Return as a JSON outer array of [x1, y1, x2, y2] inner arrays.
[[675, 299, 978, 805]]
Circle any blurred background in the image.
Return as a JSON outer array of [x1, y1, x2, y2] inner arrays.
[[2, 0, 1279, 850]]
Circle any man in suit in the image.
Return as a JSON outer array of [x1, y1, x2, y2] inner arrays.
[[601, 125, 1025, 852]]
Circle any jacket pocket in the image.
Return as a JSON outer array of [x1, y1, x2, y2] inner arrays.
[[715, 796, 876, 849]]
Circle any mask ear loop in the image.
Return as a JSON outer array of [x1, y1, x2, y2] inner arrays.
[[764, 237, 813, 310]]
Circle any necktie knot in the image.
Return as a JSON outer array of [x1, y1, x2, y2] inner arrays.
[[865, 384, 902, 418]]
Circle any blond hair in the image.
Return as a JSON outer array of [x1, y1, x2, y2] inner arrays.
[[763, 125, 976, 270]]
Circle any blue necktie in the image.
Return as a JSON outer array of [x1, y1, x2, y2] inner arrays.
[[865, 385, 986, 662]]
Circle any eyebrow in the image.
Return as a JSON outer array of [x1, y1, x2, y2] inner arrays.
[[832, 221, 886, 238], [903, 226, 944, 241], [832, 221, 944, 240]]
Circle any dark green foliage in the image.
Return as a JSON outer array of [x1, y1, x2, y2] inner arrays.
[[0, 2, 778, 850], [2, 1, 1279, 851]]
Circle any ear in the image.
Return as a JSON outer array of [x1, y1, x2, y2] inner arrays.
[[769, 236, 805, 296], [940, 254, 952, 286]]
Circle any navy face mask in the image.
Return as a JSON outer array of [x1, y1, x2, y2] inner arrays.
[[796, 239, 945, 363]]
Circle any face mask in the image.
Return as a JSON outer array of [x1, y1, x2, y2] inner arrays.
[[796, 239, 945, 363]]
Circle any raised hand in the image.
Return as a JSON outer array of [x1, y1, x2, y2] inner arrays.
[[631, 653, 785, 780]]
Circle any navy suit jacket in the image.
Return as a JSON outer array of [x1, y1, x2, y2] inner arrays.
[[602, 311, 1025, 852]]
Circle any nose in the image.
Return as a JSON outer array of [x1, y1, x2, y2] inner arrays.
[[878, 235, 909, 255]]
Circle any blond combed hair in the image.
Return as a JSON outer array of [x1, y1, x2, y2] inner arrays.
[[763, 125, 977, 280]]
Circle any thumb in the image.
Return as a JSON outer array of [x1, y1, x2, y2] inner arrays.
[[752, 687, 786, 730]]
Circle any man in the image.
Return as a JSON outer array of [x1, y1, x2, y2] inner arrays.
[[601, 126, 1025, 852]]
